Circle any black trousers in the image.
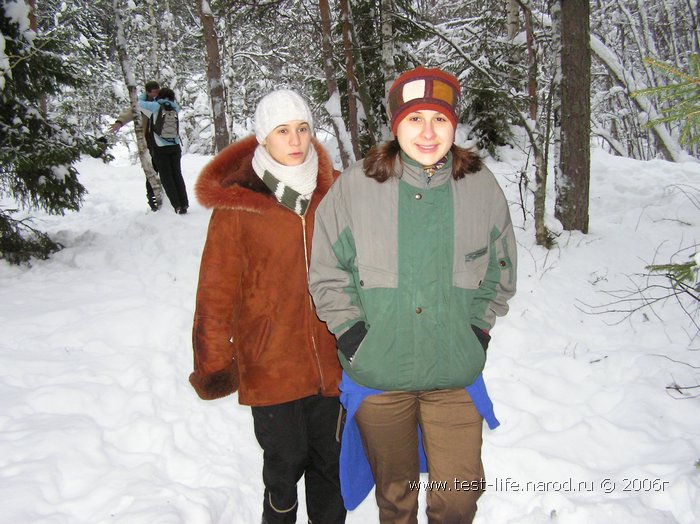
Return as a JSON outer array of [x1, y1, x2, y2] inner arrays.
[[145, 138, 161, 210], [145, 179, 158, 209], [153, 144, 189, 210], [252, 395, 346, 524]]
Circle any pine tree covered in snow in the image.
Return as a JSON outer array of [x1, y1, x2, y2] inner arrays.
[[0, 2, 106, 264]]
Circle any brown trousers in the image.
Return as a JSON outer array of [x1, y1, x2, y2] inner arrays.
[[355, 388, 484, 524]]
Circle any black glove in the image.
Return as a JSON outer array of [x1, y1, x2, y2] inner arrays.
[[471, 325, 491, 352], [337, 321, 367, 363]]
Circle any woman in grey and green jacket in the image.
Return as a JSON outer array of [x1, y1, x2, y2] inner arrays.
[[309, 66, 517, 523]]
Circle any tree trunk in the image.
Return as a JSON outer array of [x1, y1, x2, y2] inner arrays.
[[533, 141, 551, 248], [551, 0, 562, 226], [159, 0, 177, 86], [146, 0, 159, 79], [381, 0, 397, 108], [555, 0, 590, 233], [27, 0, 48, 115], [319, 0, 354, 168], [506, 0, 519, 40], [348, 6, 378, 149], [522, 7, 549, 247], [339, 0, 361, 159], [524, 5, 538, 121], [198, 0, 230, 153], [113, 0, 163, 205]]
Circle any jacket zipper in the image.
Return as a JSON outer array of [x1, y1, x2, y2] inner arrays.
[[300, 213, 326, 392]]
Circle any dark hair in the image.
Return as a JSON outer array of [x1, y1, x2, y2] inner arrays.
[[144, 81, 160, 91], [156, 88, 176, 102], [363, 139, 483, 182]]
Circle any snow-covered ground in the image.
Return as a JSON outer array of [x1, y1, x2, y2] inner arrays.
[[1, 139, 698, 523]]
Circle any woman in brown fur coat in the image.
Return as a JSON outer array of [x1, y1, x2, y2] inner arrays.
[[190, 90, 345, 524]]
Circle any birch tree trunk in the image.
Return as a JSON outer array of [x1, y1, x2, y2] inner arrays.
[[551, 0, 562, 228], [506, 0, 519, 41], [145, 0, 159, 78], [555, 0, 590, 233], [158, 0, 177, 87], [524, 5, 538, 121], [198, 0, 230, 153], [319, 0, 354, 168], [381, 0, 397, 108], [113, 0, 163, 205], [522, 6, 550, 247]]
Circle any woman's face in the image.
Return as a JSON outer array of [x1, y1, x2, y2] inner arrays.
[[263, 120, 312, 166], [396, 110, 454, 166]]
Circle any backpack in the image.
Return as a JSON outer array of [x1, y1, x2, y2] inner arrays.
[[152, 103, 179, 140]]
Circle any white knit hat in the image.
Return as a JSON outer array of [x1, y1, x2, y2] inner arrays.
[[254, 89, 314, 144]]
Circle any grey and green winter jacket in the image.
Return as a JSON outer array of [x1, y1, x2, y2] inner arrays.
[[309, 149, 517, 391]]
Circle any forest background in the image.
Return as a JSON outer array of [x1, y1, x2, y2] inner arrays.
[[1, 0, 699, 259]]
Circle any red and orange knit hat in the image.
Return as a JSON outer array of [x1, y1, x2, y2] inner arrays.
[[387, 66, 461, 135]]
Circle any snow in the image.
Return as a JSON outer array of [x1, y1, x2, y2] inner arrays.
[[3, 1, 32, 38], [1, 140, 699, 524], [1, 0, 34, 91]]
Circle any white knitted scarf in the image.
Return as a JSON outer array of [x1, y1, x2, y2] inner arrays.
[[252, 144, 318, 209]]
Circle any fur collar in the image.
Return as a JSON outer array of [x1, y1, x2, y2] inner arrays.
[[195, 135, 337, 212]]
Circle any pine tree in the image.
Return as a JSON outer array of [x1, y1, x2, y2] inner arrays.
[[633, 54, 700, 149], [36, 0, 120, 138], [0, 3, 105, 264]]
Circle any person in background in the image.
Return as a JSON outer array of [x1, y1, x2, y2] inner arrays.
[[136, 88, 189, 214], [111, 80, 163, 212], [309, 66, 517, 523], [189, 89, 346, 524]]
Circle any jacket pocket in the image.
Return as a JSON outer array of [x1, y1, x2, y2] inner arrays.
[[357, 264, 398, 289], [337, 321, 367, 364], [345, 308, 399, 386], [454, 248, 489, 289], [471, 324, 491, 352]]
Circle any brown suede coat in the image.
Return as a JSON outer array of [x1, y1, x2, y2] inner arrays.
[[190, 135, 342, 406]]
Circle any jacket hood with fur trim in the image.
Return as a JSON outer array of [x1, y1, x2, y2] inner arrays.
[[195, 135, 336, 212]]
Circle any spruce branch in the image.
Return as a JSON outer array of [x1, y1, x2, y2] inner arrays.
[[632, 54, 700, 146]]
